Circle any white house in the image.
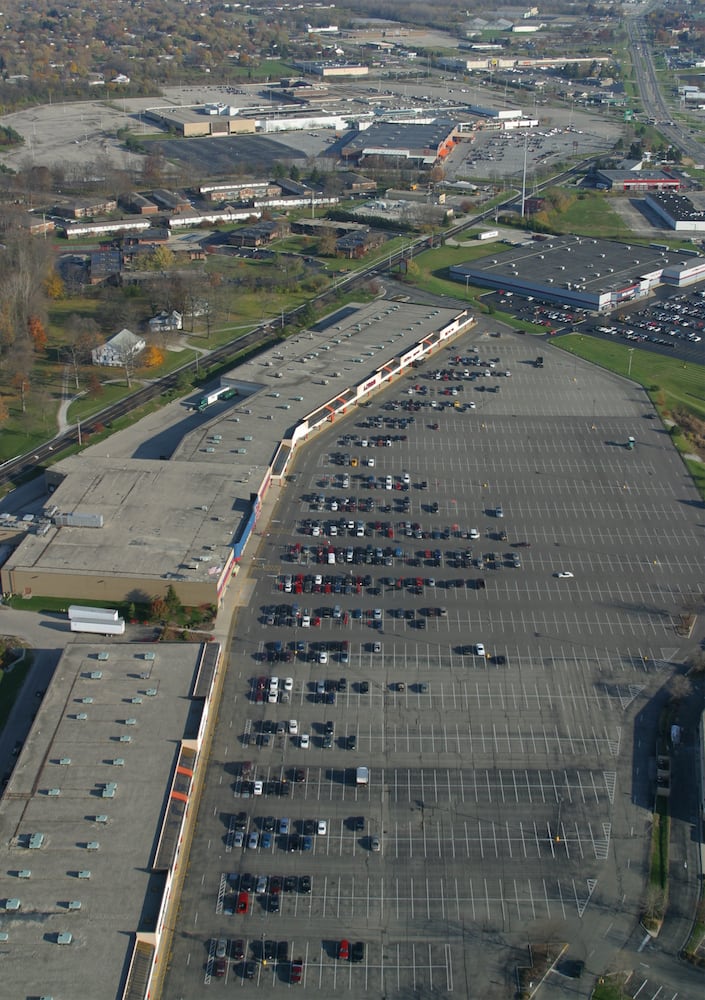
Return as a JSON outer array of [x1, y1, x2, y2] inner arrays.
[[92, 328, 146, 367], [148, 310, 183, 334]]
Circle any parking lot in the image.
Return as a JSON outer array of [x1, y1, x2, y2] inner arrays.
[[163, 325, 703, 999]]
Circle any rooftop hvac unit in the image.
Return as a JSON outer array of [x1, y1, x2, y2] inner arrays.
[[17, 870, 31, 879], [143, 651, 156, 661], [110, 758, 125, 767], [28, 833, 45, 849], [145, 688, 158, 697], [130, 697, 142, 705], [86, 841, 100, 851], [119, 735, 132, 743], [47, 788, 61, 797], [87, 671, 103, 680], [58, 758, 72, 766], [81, 697, 94, 704], [67, 901, 82, 911], [77, 870, 91, 879], [75, 713, 88, 721], [94, 815, 108, 824], [97, 652, 109, 661], [57, 932, 73, 945], [125, 718, 137, 726], [6, 898, 21, 911]]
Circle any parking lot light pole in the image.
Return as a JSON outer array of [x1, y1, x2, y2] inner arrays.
[[627, 347, 635, 377]]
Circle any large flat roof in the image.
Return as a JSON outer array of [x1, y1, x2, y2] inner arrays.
[[0, 642, 203, 1000], [450, 234, 689, 299], [7, 300, 465, 593]]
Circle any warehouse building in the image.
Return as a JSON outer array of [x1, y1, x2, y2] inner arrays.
[[0, 640, 220, 1000], [339, 120, 460, 166], [449, 235, 705, 312]]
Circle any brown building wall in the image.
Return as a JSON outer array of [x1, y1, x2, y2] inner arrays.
[[1, 567, 217, 608]]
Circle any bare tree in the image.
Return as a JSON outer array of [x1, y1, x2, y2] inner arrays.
[[668, 673, 693, 703], [62, 315, 102, 389]]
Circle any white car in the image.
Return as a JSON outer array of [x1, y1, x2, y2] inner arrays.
[[317, 819, 328, 836], [556, 571, 574, 579], [253, 780, 264, 796], [314, 574, 323, 586], [284, 677, 294, 691], [504, 370, 512, 377], [267, 690, 278, 704], [468, 401, 476, 408], [288, 719, 299, 735], [402, 472, 410, 484], [473, 643, 485, 657], [469, 528, 480, 539], [300, 734, 310, 749], [301, 614, 311, 628], [319, 650, 328, 664]]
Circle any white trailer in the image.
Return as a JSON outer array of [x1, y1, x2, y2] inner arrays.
[[477, 229, 499, 240], [68, 605, 119, 623], [70, 618, 125, 636]]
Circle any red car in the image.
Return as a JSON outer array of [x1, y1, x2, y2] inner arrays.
[[236, 891, 249, 914], [338, 940, 350, 961], [290, 959, 304, 984]]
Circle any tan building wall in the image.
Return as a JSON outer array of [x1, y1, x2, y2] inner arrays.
[[1, 567, 217, 608], [181, 117, 257, 138]]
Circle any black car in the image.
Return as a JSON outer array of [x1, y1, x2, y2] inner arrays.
[[283, 875, 298, 893], [268, 893, 280, 913], [353, 816, 365, 832], [263, 940, 278, 961], [325, 720, 335, 735], [299, 875, 312, 894], [262, 816, 276, 832], [303, 819, 316, 836], [351, 942, 365, 963], [359, 681, 369, 694], [243, 960, 257, 980], [337, 677, 347, 692], [347, 734, 357, 750], [287, 833, 300, 852], [234, 811, 248, 831], [240, 872, 254, 893]]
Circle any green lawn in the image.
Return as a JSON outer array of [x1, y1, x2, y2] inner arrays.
[[555, 334, 705, 419], [543, 193, 634, 240]]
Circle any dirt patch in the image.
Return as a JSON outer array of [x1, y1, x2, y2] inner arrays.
[[672, 408, 705, 460]]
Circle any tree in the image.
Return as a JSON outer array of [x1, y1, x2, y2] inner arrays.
[[318, 230, 337, 257], [44, 271, 65, 300], [668, 673, 692, 703], [62, 315, 102, 390], [11, 371, 29, 413], [144, 245, 176, 272], [87, 372, 103, 398], [0, 397, 8, 424], [164, 584, 182, 618], [142, 344, 164, 368], [28, 315, 48, 354]]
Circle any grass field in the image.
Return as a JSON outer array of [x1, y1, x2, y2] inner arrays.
[[542, 192, 634, 240]]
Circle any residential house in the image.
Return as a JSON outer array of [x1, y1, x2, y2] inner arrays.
[[92, 328, 146, 367]]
